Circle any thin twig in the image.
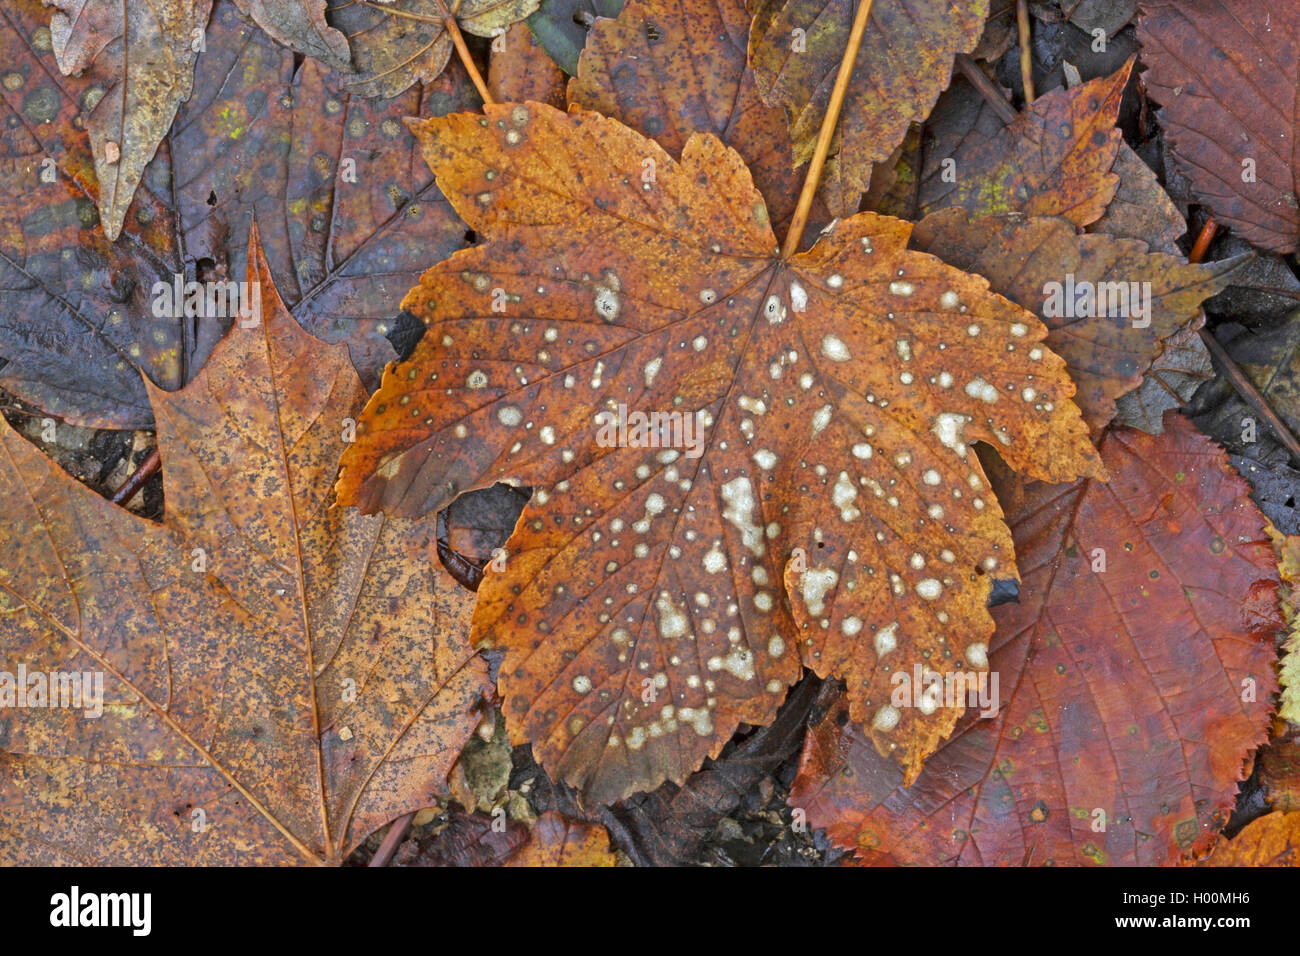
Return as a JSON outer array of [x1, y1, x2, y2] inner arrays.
[[954, 53, 1018, 124], [907, 120, 927, 222], [781, 0, 876, 258], [1186, 219, 1300, 465], [368, 811, 416, 867], [1199, 331, 1300, 465], [111, 447, 160, 507], [1016, 0, 1034, 102]]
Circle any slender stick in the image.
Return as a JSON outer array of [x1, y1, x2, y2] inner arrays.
[[1186, 218, 1300, 465], [781, 0, 876, 259], [112, 447, 161, 507], [1016, 0, 1035, 102], [1199, 330, 1300, 465], [954, 53, 1018, 124], [368, 811, 416, 867]]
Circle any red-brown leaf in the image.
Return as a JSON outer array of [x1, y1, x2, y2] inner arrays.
[[790, 414, 1280, 865]]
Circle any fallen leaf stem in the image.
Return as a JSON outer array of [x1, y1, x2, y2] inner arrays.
[[781, 0, 876, 258], [439, 1, 495, 105], [1016, 0, 1035, 102], [367, 0, 495, 104]]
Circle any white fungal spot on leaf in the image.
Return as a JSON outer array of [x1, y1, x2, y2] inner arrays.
[[873, 704, 900, 731], [964, 378, 999, 403], [811, 404, 833, 437], [644, 357, 662, 386], [800, 567, 838, 616], [933, 413, 967, 451], [820, 334, 851, 362], [721, 477, 765, 557], [875, 622, 898, 656], [789, 281, 807, 311]]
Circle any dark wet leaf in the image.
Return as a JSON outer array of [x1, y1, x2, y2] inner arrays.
[[526, 0, 624, 75], [174, 0, 480, 386]]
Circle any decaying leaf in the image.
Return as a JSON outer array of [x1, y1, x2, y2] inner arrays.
[[1, 0, 477, 429], [175, 0, 479, 386], [490, 20, 565, 108], [790, 414, 1280, 865], [526, 0, 624, 76], [905, 61, 1130, 226], [0, 227, 489, 864], [1139, 1, 1300, 253], [1111, 324, 1214, 435], [234, 0, 353, 72], [747, 0, 988, 202], [910, 210, 1243, 435], [0, 160, 184, 429], [438, 482, 530, 590], [503, 810, 617, 865], [598, 671, 820, 866], [1196, 812, 1300, 867], [334, 103, 1105, 803], [330, 0, 540, 99], [1090, 144, 1185, 254], [0, 0, 186, 429], [1258, 731, 1300, 812], [1066, 0, 1138, 37], [391, 804, 528, 865], [1269, 528, 1300, 726], [43, 0, 215, 241], [391, 806, 614, 865], [570, 0, 812, 234]]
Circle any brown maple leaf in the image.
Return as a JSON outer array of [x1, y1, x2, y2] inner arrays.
[[0, 225, 488, 865], [334, 102, 1105, 804], [790, 414, 1280, 866]]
